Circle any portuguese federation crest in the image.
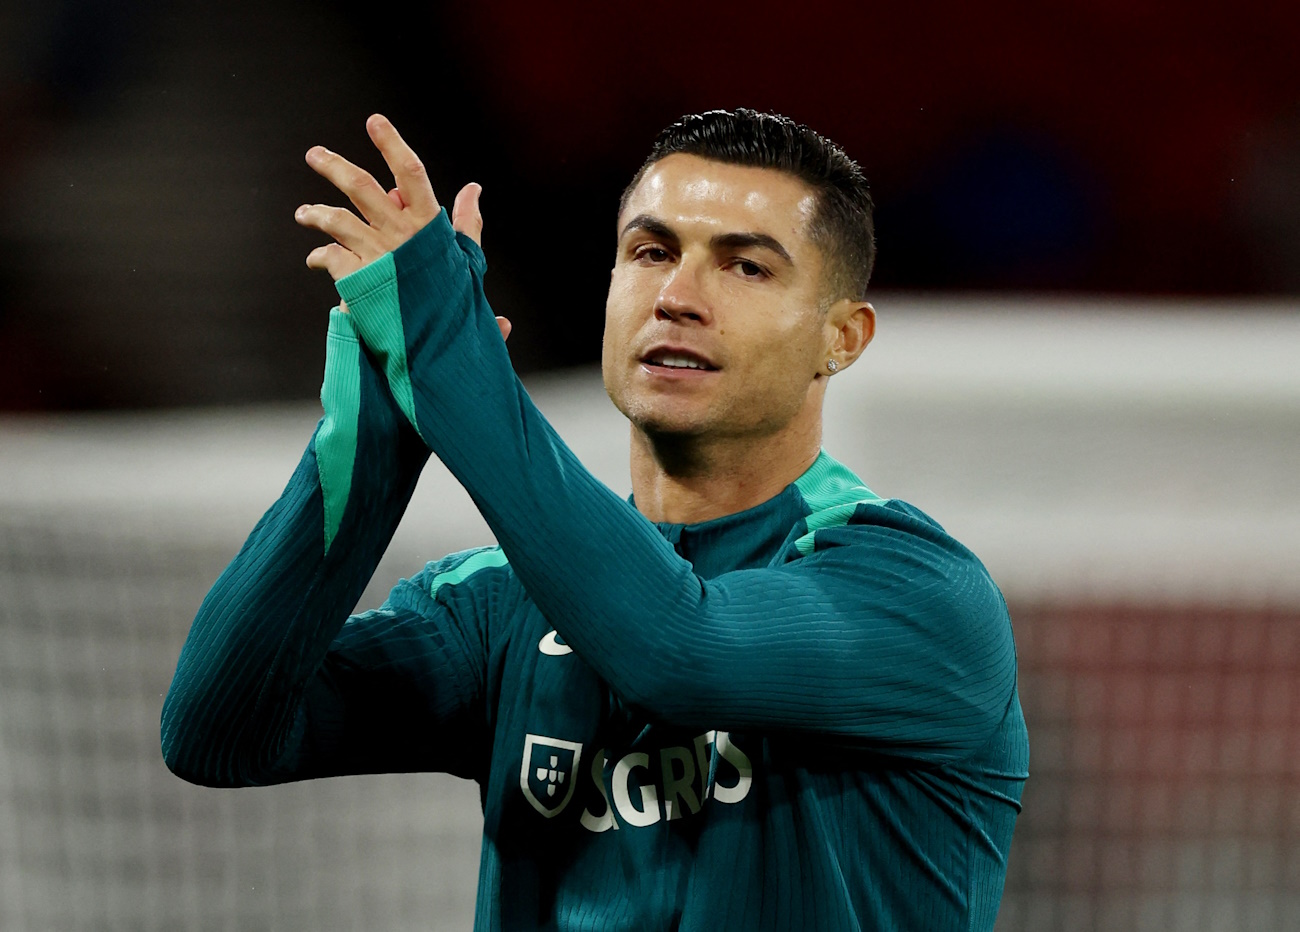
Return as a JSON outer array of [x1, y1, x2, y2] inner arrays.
[[520, 734, 583, 818]]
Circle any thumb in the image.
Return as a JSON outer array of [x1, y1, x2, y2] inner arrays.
[[452, 182, 483, 246], [495, 315, 512, 341]]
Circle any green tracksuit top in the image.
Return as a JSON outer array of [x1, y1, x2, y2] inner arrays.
[[161, 210, 1029, 931]]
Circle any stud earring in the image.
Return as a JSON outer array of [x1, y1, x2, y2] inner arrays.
[[826, 359, 839, 373]]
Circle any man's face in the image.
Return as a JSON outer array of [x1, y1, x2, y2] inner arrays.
[[603, 154, 834, 442]]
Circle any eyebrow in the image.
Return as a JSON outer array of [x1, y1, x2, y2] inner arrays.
[[619, 213, 794, 264], [711, 231, 793, 264]]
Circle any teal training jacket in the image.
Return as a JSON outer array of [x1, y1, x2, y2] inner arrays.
[[161, 210, 1029, 931]]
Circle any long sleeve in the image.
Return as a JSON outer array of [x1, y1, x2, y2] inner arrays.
[[160, 310, 489, 786], [334, 214, 1017, 763]]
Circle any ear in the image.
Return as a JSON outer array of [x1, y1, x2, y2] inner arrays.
[[823, 300, 876, 371]]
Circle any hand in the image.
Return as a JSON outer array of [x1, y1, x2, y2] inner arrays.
[[296, 113, 510, 341]]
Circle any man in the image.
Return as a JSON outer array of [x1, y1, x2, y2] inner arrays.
[[162, 108, 1028, 930]]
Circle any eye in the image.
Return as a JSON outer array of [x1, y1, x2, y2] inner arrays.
[[634, 245, 673, 263], [732, 259, 768, 279]]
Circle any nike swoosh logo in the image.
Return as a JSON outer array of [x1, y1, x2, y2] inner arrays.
[[538, 629, 574, 656]]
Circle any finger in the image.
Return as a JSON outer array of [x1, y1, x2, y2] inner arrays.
[[387, 186, 406, 210], [304, 146, 395, 226], [306, 243, 362, 281], [452, 183, 484, 246], [496, 315, 511, 341], [366, 114, 439, 216], [296, 204, 379, 256]]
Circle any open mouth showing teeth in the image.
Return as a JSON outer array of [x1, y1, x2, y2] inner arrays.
[[642, 351, 718, 371]]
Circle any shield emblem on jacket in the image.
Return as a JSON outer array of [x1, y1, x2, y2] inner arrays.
[[520, 734, 583, 818]]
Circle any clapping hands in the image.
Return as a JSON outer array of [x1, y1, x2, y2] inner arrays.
[[296, 113, 510, 340]]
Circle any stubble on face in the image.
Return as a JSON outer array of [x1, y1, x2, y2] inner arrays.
[[602, 155, 832, 460]]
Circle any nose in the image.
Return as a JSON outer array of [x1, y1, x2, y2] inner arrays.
[[655, 259, 713, 325]]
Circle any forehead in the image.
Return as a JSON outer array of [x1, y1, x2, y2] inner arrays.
[[620, 154, 820, 245]]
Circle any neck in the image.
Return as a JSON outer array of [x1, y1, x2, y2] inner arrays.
[[629, 412, 823, 525]]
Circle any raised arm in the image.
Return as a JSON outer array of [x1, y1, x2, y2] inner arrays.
[[160, 308, 494, 786]]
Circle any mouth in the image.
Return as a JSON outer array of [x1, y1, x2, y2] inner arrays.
[[638, 346, 719, 373]]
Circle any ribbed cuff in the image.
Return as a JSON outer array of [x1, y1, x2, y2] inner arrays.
[[326, 306, 358, 340]]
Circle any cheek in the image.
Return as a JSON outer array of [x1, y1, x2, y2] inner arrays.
[[744, 316, 821, 374], [601, 302, 619, 370], [605, 266, 662, 340], [602, 277, 637, 368], [604, 270, 639, 326]]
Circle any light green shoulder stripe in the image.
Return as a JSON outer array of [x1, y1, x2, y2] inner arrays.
[[792, 450, 885, 556], [431, 548, 510, 595], [334, 254, 419, 435], [317, 308, 361, 554]]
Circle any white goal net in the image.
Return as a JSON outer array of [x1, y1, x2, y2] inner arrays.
[[2, 297, 1296, 931]]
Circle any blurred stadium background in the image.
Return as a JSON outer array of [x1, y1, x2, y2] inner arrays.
[[2, 1, 1298, 930]]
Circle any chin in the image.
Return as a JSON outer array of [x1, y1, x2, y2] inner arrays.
[[620, 399, 712, 439], [631, 410, 710, 439], [608, 385, 697, 433]]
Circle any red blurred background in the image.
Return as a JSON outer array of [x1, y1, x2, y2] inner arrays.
[[0, 0, 1296, 409]]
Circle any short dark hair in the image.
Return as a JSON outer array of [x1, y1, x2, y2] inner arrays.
[[619, 108, 876, 301]]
